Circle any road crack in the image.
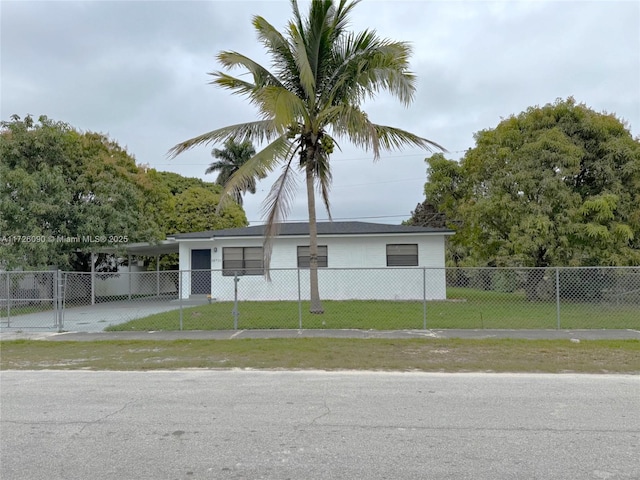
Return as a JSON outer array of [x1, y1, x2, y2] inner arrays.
[[76, 399, 135, 434]]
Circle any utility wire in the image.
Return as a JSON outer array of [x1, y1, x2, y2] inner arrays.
[[247, 213, 413, 224]]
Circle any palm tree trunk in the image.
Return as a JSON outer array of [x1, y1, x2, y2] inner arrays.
[[305, 162, 324, 314]]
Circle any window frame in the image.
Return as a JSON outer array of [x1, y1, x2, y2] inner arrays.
[[386, 244, 419, 267], [297, 245, 328, 268], [222, 246, 264, 276]]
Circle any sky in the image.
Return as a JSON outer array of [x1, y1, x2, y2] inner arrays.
[[2, 0, 639, 227]]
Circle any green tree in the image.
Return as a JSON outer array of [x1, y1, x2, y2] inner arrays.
[[206, 138, 264, 206], [171, 187, 248, 234], [154, 171, 222, 197], [0, 115, 162, 271], [169, 0, 443, 313], [422, 98, 640, 295], [404, 200, 448, 229], [140, 171, 248, 272]]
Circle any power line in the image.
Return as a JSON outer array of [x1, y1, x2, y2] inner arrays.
[[246, 213, 412, 224]]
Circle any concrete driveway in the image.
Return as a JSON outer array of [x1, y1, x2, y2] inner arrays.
[[0, 298, 188, 333]]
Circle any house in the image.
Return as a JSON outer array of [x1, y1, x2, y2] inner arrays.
[[167, 222, 454, 302]]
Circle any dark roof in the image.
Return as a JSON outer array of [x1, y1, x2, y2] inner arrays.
[[168, 221, 454, 240]]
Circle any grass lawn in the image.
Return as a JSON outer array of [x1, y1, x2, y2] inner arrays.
[[105, 287, 640, 331], [1, 338, 638, 373]]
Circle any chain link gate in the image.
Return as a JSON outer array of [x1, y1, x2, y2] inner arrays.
[[0, 270, 60, 330]]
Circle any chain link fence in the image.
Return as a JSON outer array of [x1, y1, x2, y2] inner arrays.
[[1, 267, 639, 332]]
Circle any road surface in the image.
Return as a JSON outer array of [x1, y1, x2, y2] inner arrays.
[[1, 371, 638, 479]]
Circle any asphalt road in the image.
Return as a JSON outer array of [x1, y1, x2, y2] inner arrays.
[[1, 371, 638, 479]]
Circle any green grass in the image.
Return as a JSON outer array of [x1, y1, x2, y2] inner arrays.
[[105, 287, 640, 331], [1, 338, 638, 373]]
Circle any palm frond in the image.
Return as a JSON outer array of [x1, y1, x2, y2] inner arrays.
[[215, 51, 283, 89], [204, 160, 232, 176], [373, 124, 447, 153], [260, 154, 300, 277], [302, 0, 333, 81], [327, 104, 445, 158], [253, 15, 294, 62], [216, 135, 294, 212], [252, 15, 300, 92], [353, 42, 416, 106], [322, 32, 416, 108], [327, 104, 380, 158], [253, 85, 310, 129], [330, 0, 360, 37], [167, 121, 278, 159], [288, 22, 316, 101], [209, 72, 256, 98]]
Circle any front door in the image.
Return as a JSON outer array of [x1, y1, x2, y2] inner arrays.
[[191, 249, 211, 295]]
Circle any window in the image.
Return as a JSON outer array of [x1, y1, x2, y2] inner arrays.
[[386, 244, 418, 266], [222, 247, 264, 276], [297, 245, 328, 268]]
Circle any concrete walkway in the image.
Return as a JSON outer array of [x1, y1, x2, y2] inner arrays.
[[2, 328, 639, 341]]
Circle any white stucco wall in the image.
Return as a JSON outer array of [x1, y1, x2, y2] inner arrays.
[[178, 233, 449, 301]]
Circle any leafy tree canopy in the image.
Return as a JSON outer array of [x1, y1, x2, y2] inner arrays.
[[404, 200, 448, 229], [154, 171, 222, 197], [0, 115, 247, 271], [171, 187, 247, 234], [422, 98, 640, 268]]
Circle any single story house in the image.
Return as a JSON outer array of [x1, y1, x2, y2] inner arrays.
[[167, 222, 454, 301]]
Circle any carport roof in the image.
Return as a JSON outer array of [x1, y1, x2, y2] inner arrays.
[[96, 240, 179, 256], [168, 221, 454, 240]]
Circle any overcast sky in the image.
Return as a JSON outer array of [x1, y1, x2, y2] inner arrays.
[[2, 0, 639, 227]]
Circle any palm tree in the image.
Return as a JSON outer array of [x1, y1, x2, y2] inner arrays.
[[206, 138, 260, 206], [168, 0, 444, 313]]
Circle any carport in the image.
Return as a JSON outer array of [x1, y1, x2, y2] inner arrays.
[[86, 240, 180, 305]]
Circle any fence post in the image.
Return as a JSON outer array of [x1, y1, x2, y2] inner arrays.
[[128, 255, 132, 300], [555, 267, 561, 330], [5, 272, 10, 327], [423, 268, 427, 330], [297, 268, 302, 330], [156, 256, 160, 298], [232, 272, 240, 330], [56, 270, 64, 332], [90, 252, 96, 305], [179, 270, 183, 331], [52, 270, 58, 329], [59, 271, 67, 333]]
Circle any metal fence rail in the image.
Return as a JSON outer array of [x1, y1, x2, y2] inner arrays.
[[1, 267, 638, 332]]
